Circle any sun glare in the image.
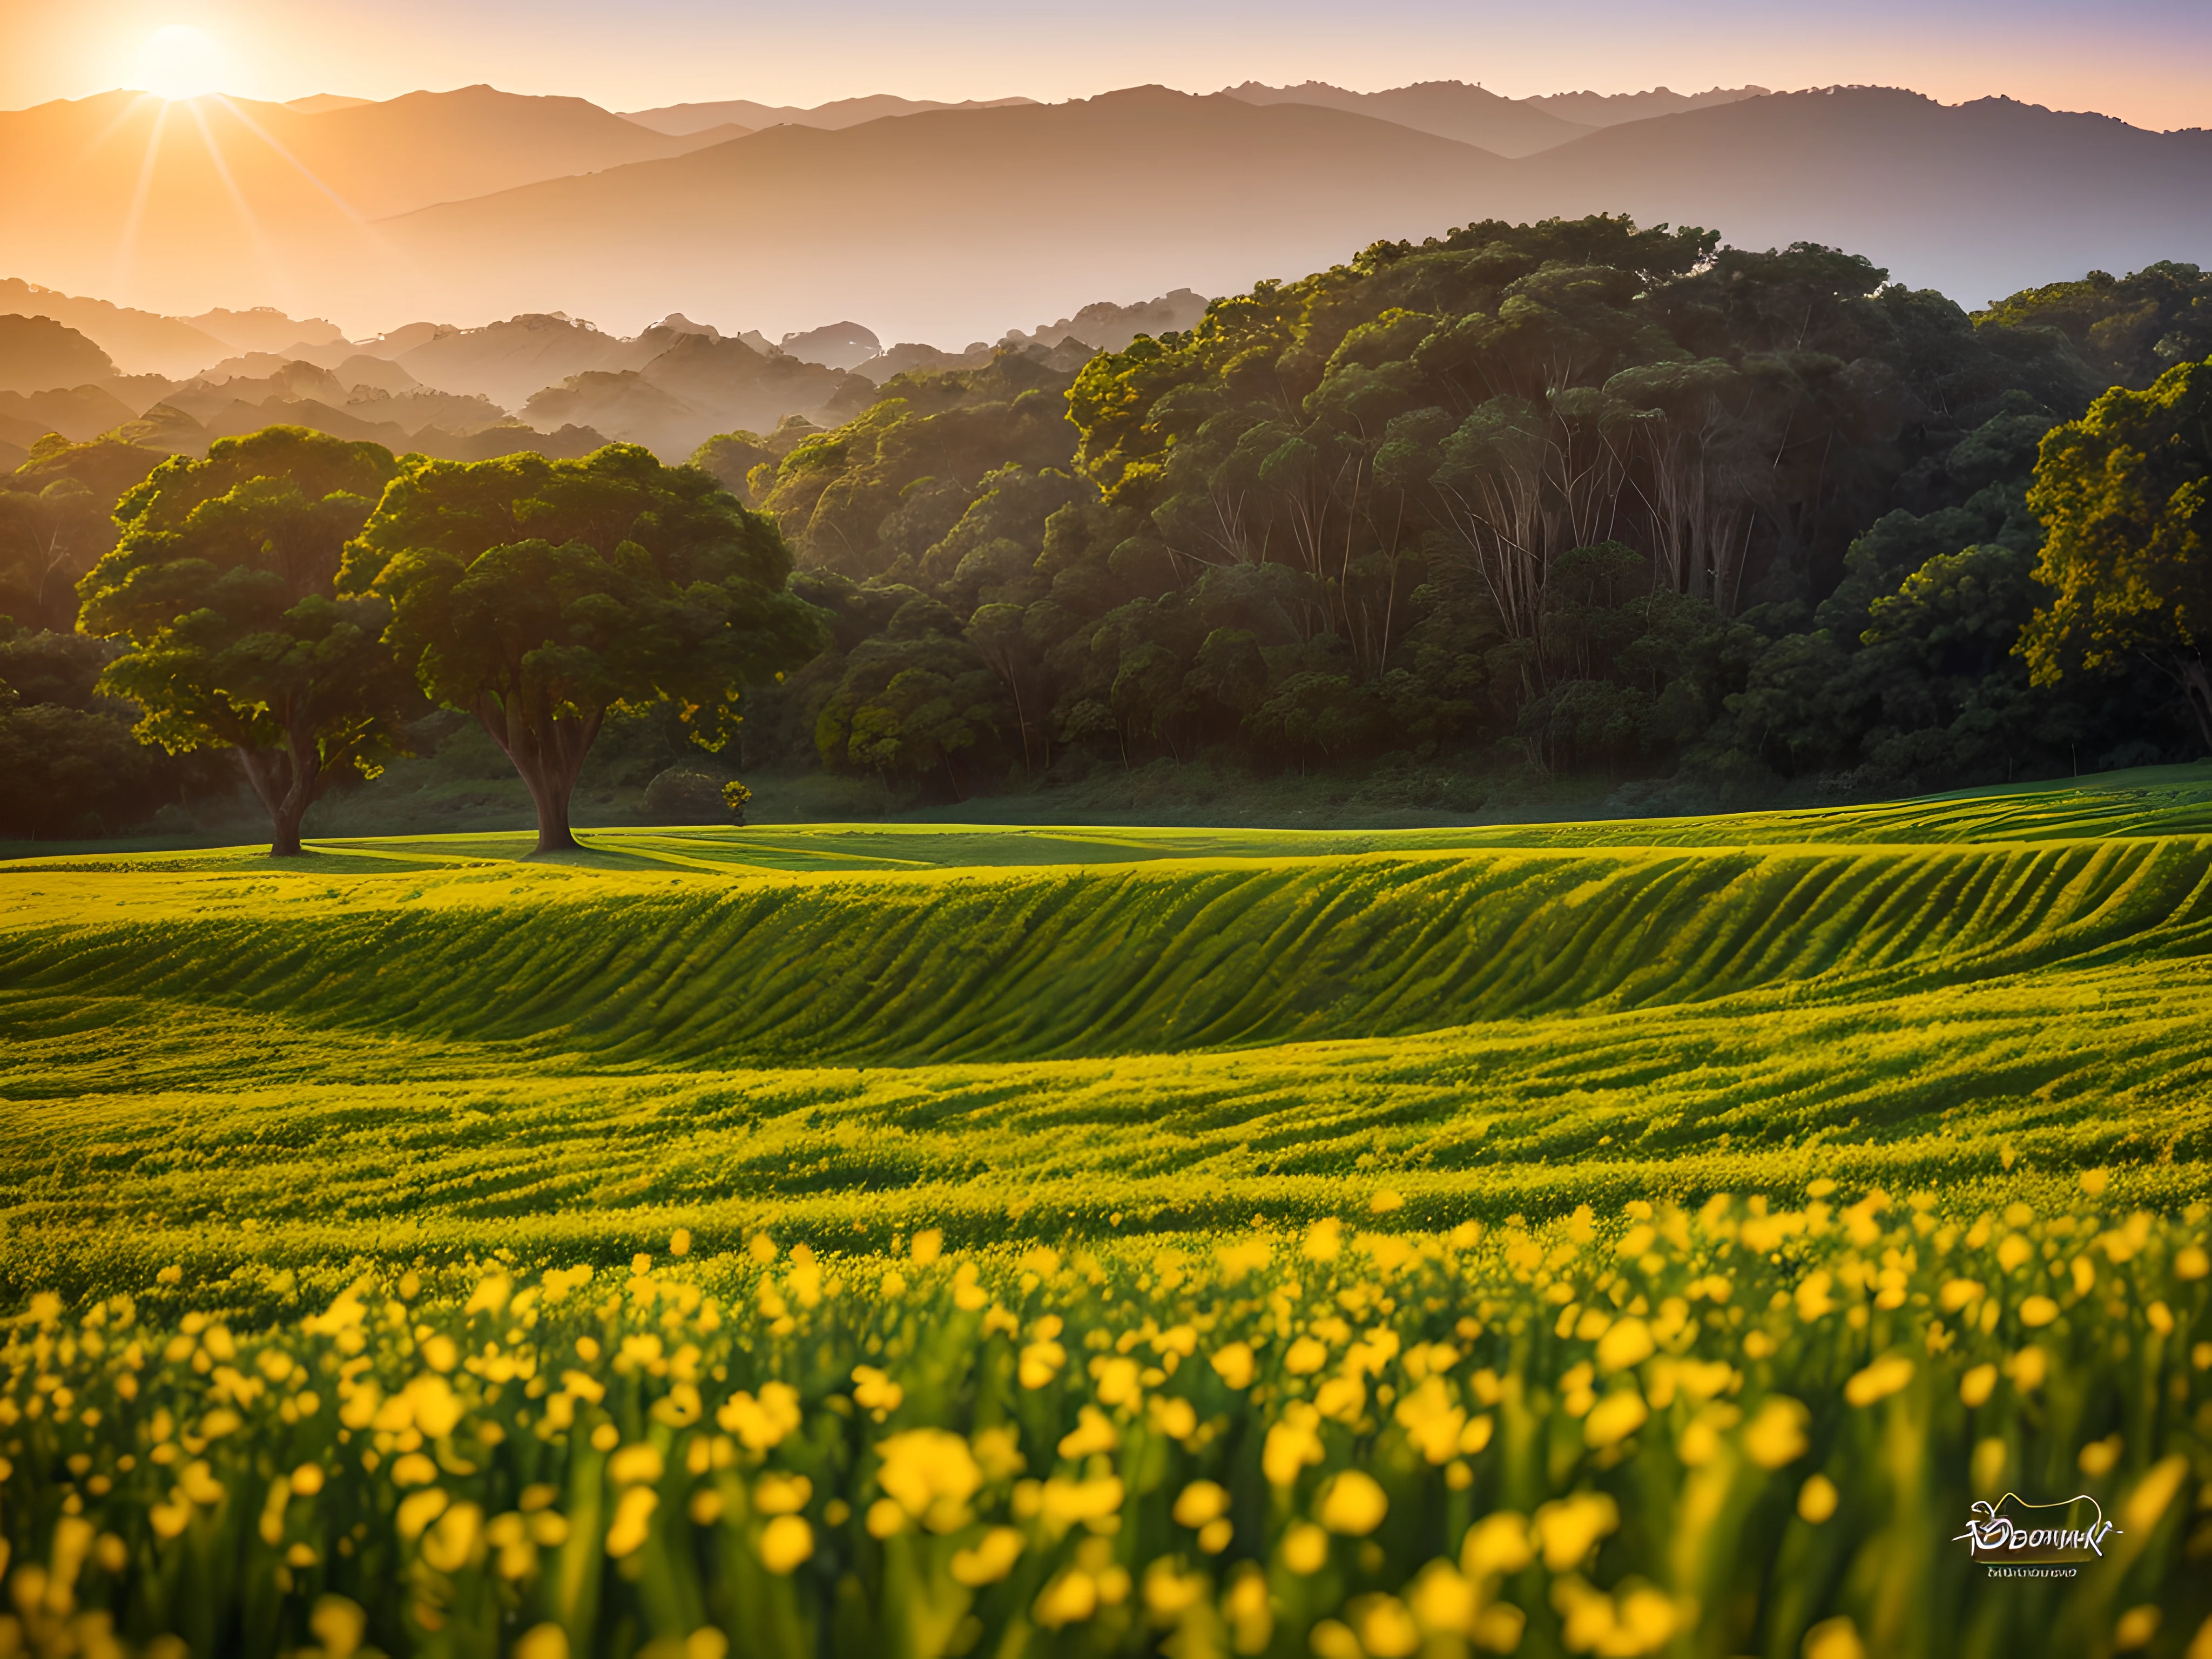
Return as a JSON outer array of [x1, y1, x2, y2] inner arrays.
[[133, 25, 225, 102]]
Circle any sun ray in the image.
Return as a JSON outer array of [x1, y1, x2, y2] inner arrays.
[[211, 95, 379, 229], [107, 98, 177, 306], [184, 97, 299, 315], [208, 94, 429, 330], [79, 89, 173, 163]]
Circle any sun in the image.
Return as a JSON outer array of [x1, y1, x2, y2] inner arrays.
[[132, 25, 226, 102]]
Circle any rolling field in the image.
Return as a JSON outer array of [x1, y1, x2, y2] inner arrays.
[[2, 766, 2210, 1657]]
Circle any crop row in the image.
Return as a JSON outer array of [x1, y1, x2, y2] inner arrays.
[[10, 835, 2212, 1071]]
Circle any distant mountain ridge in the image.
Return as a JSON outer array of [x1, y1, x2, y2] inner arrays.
[[1521, 85, 1769, 124], [619, 95, 1036, 136], [4, 77, 2209, 366], [1220, 80, 1596, 157], [377, 83, 2212, 338], [1503, 86, 2212, 305], [385, 88, 1507, 346]]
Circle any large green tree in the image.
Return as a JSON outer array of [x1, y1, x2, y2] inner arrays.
[[343, 444, 822, 852], [2020, 359, 2212, 751], [77, 426, 412, 857]]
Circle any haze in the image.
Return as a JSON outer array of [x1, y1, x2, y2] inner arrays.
[[9, 0, 2210, 133]]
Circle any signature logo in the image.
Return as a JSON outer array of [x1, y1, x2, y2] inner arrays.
[[1953, 1493, 2121, 1562]]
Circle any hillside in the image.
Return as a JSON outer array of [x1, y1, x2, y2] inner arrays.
[[0, 279, 231, 377], [381, 84, 2212, 341], [1509, 86, 2212, 306], [385, 89, 1506, 346], [0, 313, 116, 393]]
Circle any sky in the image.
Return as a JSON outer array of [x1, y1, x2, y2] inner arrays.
[[5, 0, 2211, 131]]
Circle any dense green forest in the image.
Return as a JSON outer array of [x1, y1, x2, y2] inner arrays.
[[4, 220, 2211, 842]]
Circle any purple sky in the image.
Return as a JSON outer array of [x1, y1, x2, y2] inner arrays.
[[10, 0, 2211, 130]]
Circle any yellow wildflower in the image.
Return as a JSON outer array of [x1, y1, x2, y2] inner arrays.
[[1094, 1355, 1142, 1407], [1058, 1405, 1118, 1459], [1408, 1561, 1477, 1635], [852, 1365, 903, 1414], [950, 1526, 1023, 1586], [1173, 1480, 1230, 1527], [1460, 1511, 1532, 1579], [754, 1473, 811, 1514], [1262, 1407, 1325, 1486], [1534, 1492, 1618, 1572], [716, 1382, 801, 1449], [605, 1487, 658, 1557], [757, 1514, 812, 1574], [1843, 1355, 1914, 1408], [1317, 1469, 1387, 1535], [1393, 1377, 1466, 1465], [1802, 1617, 1866, 1659], [1284, 1336, 1329, 1375], [1797, 1474, 1839, 1523], [1019, 1340, 1067, 1390], [1224, 1564, 1273, 1654], [396, 1488, 449, 1542], [1596, 1317, 1654, 1372], [1743, 1397, 1810, 1467], [1210, 1342, 1257, 1389], [1303, 1218, 1344, 1262], [1033, 1570, 1099, 1628], [421, 1503, 483, 1574], [1352, 1594, 1420, 1658], [1584, 1390, 1649, 1449], [875, 1428, 982, 1532], [1282, 1522, 1330, 1574]]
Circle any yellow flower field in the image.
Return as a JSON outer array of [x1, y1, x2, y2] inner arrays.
[[3, 1189, 2206, 1658]]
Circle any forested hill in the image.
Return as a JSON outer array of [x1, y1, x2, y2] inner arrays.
[[715, 217, 2203, 810], [5, 217, 2210, 842]]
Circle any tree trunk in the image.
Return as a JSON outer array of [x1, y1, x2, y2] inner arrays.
[[236, 739, 321, 859], [525, 775, 580, 854], [474, 691, 601, 855], [268, 796, 309, 857]]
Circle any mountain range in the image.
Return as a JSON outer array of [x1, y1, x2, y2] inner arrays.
[[2, 76, 2210, 380], [621, 94, 1036, 136]]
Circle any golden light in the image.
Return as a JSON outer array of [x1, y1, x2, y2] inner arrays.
[[132, 25, 226, 102]]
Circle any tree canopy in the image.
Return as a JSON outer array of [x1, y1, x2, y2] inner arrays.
[[1976, 261, 2212, 392], [730, 214, 2143, 801], [76, 426, 413, 855], [342, 443, 823, 852], [2020, 359, 2212, 750]]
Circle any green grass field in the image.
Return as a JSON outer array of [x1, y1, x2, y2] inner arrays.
[[2, 766, 2210, 1657], [6, 764, 2212, 1297]]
